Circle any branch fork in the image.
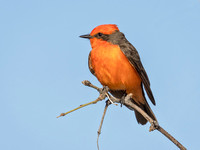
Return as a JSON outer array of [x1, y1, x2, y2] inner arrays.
[[57, 80, 187, 150]]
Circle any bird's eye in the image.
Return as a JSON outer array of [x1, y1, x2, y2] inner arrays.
[[98, 33, 103, 36]]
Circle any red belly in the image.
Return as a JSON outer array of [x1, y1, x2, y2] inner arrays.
[[90, 44, 141, 93]]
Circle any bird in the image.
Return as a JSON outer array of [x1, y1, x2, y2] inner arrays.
[[80, 24, 157, 125]]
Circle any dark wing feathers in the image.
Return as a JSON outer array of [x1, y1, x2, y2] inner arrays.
[[119, 40, 156, 105], [88, 51, 95, 76]]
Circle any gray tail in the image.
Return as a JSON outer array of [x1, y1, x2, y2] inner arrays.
[[134, 102, 157, 125]]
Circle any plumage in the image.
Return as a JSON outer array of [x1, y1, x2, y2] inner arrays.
[[81, 24, 157, 124]]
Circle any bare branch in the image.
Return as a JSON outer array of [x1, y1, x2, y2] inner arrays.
[[122, 94, 186, 150], [82, 80, 187, 150], [56, 97, 102, 118], [57, 80, 187, 150]]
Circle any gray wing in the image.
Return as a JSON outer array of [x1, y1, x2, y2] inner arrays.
[[119, 40, 156, 105]]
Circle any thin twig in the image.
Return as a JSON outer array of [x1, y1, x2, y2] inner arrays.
[[82, 80, 101, 92], [97, 100, 111, 150], [56, 97, 102, 118], [157, 126, 186, 150], [56, 81, 108, 118]]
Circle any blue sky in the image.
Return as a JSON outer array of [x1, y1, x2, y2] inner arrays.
[[0, 0, 200, 150]]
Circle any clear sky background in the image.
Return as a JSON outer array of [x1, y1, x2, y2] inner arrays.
[[0, 0, 200, 150]]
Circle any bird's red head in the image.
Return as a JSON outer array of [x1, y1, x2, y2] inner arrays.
[[80, 24, 120, 48], [90, 24, 119, 36], [92, 24, 119, 48]]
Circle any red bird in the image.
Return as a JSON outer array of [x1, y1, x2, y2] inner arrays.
[[80, 24, 157, 125]]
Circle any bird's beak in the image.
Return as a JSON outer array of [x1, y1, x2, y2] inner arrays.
[[79, 34, 92, 39]]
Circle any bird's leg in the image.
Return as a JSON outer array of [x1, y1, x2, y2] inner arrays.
[[120, 93, 127, 107]]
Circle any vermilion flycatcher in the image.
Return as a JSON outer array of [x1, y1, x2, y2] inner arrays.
[[80, 24, 157, 125]]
